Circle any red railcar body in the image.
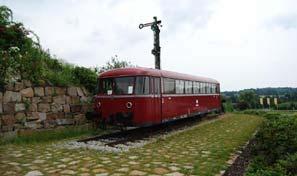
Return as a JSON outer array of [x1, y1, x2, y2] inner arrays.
[[94, 67, 221, 127]]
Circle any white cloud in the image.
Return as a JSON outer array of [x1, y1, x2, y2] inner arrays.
[[1, 0, 296, 90]]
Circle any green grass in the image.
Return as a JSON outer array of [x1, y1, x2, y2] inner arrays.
[[0, 125, 104, 145]]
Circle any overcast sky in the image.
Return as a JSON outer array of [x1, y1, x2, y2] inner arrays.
[[1, 0, 297, 91]]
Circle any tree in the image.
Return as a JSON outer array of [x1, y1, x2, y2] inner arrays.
[[96, 55, 133, 73], [238, 90, 259, 109]]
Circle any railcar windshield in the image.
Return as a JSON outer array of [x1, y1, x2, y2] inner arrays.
[[114, 77, 135, 95], [98, 77, 135, 95], [99, 76, 151, 95]]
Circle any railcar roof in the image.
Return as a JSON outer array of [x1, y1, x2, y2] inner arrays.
[[99, 67, 219, 84]]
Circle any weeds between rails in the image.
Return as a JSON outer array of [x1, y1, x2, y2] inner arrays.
[[78, 113, 222, 146]]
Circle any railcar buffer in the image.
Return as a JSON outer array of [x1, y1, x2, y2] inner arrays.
[[139, 16, 162, 70]]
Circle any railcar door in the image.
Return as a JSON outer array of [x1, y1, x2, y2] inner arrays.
[[151, 77, 162, 123]]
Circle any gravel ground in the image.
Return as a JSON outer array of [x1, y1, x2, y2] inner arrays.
[[0, 113, 262, 176]]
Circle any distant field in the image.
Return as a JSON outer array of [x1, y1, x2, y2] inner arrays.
[[0, 113, 262, 175]]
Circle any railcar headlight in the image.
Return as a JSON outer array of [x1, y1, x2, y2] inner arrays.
[[126, 102, 133, 109], [97, 102, 101, 108]]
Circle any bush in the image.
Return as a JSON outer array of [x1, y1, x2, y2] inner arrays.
[[73, 66, 98, 94], [246, 113, 297, 175]]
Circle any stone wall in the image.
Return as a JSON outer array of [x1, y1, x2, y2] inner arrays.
[[0, 81, 93, 135]]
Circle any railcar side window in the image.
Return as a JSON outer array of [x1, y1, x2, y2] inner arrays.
[[216, 84, 220, 93], [175, 80, 185, 94], [206, 83, 210, 94], [135, 76, 149, 95], [99, 78, 113, 95], [114, 77, 135, 95], [164, 78, 175, 94], [200, 82, 205, 94], [185, 81, 193, 94], [193, 82, 199, 94]]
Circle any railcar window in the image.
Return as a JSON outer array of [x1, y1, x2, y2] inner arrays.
[[175, 80, 185, 94], [200, 82, 205, 94], [154, 77, 161, 94], [135, 76, 149, 95], [206, 83, 210, 94], [114, 77, 135, 95], [193, 82, 199, 94], [164, 78, 175, 94], [216, 84, 220, 93], [99, 78, 113, 94], [185, 81, 193, 94]]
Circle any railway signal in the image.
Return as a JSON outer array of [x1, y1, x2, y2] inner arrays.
[[139, 16, 162, 69]]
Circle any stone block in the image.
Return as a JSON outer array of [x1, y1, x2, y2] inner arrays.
[[1, 114, 16, 126], [22, 80, 32, 87], [4, 82, 14, 91], [67, 87, 77, 96], [53, 95, 66, 104], [15, 103, 25, 112], [29, 103, 37, 112], [14, 82, 24, 91], [81, 105, 92, 112], [80, 96, 91, 103], [63, 104, 70, 113], [24, 121, 38, 129], [82, 87, 89, 96], [20, 88, 34, 97], [77, 87, 84, 96], [45, 87, 54, 96], [31, 112, 46, 121], [41, 96, 52, 103], [3, 91, 21, 103], [70, 105, 81, 112], [47, 113, 58, 120], [0, 92, 2, 113], [26, 112, 39, 121], [32, 97, 41, 103], [65, 113, 73, 119], [70, 96, 80, 104], [51, 104, 63, 113], [65, 96, 71, 104], [1, 125, 14, 132], [15, 112, 26, 123], [38, 103, 50, 112], [34, 87, 44, 97], [3, 103, 15, 113], [56, 118, 74, 125], [74, 114, 86, 125], [57, 112, 65, 119], [55, 87, 66, 95]]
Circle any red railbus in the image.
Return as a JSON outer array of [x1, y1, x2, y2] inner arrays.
[[93, 67, 221, 127]]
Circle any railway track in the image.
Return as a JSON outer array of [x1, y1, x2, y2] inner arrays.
[[78, 113, 222, 146]]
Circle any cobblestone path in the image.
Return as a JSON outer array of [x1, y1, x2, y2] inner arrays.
[[0, 113, 262, 176]]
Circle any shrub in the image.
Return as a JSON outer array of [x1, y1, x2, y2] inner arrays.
[[246, 113, 297, 175], [73, 66, 97, 94]]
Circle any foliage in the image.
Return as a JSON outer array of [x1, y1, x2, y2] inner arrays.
[[246, 112, 297, 176], [72, 66, 98, 93], [0, 5, 44, 88], [237, 90, 259, 110], [223, 100, 234, 112], [278, 102, 297, 110], [96, 55, 133, 73]]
